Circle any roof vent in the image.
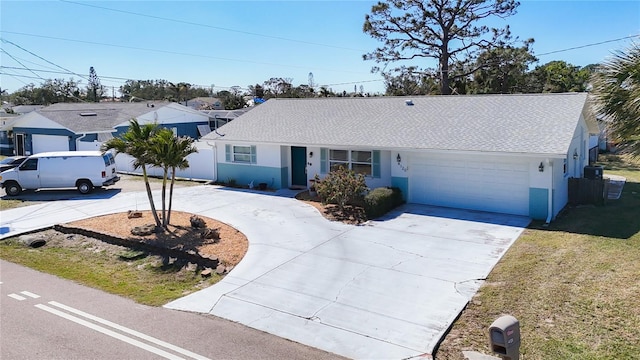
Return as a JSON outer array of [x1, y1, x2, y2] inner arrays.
[[405, 99, 414, 106], [79, 112, 97, 116]]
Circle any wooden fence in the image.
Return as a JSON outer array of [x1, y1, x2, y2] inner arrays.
[[568, 178, 609, 206]]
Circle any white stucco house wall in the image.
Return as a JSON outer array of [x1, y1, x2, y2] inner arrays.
[[200, 93, 598, 221]]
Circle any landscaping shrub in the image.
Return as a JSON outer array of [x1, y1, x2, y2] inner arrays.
[[364, 187, 404, 218], [314, 166, 368, 211]]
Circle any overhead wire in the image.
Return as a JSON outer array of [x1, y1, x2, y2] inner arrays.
[[59, 0, 367, 53]]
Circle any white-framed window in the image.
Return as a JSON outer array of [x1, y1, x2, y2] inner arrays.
[[326, 149, 375, 176], [225, 144, 256, 164], [233, 145, 252, 163]]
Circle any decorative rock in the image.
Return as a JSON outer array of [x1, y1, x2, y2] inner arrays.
[[201, 268, 212, 277], [201, 227, 220, 241], [127, 210, 143, 219], [215, 264, 226, 275], [190, 215, 206, 229], [186, 262, 198, 272], [131, 224, 157, 236], [203, 255, 219, 262]]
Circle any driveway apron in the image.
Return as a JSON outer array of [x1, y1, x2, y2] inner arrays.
[[1, 186, 529, 359]]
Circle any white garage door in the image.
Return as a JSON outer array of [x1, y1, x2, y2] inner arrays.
[[32, 134, 69, 154], [409, 154, 530, 216]]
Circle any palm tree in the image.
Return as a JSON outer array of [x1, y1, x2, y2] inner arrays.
[[102, 119, 162, 228], [148, 129, 198, 227], [591, 42, 640, 157], [164, 135, 197, 226]]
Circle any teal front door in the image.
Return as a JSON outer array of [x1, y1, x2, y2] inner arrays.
[[291, 146, 307, 187]]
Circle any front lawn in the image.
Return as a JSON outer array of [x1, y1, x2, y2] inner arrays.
[[436, 154, 640, 359]]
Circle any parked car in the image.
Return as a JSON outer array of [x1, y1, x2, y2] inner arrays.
[[0, 151, 120, 196], [0, 156, 27, 173]]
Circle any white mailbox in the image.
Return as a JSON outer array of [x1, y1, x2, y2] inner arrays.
[[488, 315, 520, 360]]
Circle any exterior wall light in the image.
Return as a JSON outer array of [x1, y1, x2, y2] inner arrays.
[[573, 150, 578, 160], [397, 153, 402, 164], [309, 151, 313, 158], [539, 162, 544, 172]]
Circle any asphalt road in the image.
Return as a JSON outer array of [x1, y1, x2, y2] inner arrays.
[[0, 260, 344, 360]]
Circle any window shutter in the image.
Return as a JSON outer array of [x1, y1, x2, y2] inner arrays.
[[250, 145, 257, 164], [320, 148, 327, 173], [225, 144, 231, 162], [372, 150, 380, 178]]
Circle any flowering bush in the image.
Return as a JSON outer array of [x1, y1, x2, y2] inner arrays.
[[314, 166, 368, 212]]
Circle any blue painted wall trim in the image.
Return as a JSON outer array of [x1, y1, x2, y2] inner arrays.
[[391, 176, 409, 201], [280, 166, 289, 189], [217, 163, 284, 189], [114, 122, 207, 139], [529, 187, 548, 220]]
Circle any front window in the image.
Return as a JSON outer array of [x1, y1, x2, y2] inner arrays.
[[233, 145, 252, 163], [329, 149, 372, 176]]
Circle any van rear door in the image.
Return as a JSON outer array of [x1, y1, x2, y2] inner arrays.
[[17, 158, 40, 190], [103, 153, 117, 179]]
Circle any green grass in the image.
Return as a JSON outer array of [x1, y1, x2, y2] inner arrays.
[[436, 154, 640, 360], [0, 237, 220, 306]]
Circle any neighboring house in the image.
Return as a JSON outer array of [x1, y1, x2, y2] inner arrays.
[[200, 93, 599, 221], [112, 102, 210, 139], [201, 108, 253, 130], [186, 97, 225, 110], [0, 110, 19, 155], [3, 102, 209, 156], [10, 105, 44, 114]]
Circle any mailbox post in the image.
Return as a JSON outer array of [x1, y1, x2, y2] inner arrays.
[[488, 315, 520, 360]]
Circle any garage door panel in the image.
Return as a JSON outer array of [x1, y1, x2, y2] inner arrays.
[[32, 134, 69, 154], [409, 154, 530, 216]]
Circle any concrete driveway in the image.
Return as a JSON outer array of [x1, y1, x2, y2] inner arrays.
[[0, 185, 529, 359]]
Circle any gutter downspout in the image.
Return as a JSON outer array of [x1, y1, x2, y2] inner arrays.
[[546, 159, 553, 224], [206, 141, 217, 182]]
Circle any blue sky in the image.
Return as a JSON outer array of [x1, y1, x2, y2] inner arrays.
[[1, 0, 638, 96]]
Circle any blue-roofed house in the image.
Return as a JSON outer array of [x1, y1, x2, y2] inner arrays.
[[199, 93, 599, 221], [2, 102, 211, 156]]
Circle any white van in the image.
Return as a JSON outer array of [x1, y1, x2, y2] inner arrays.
[[0, 151, 120, 196]]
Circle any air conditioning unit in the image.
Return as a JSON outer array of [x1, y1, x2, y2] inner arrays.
[[584, 165, 603, 180]]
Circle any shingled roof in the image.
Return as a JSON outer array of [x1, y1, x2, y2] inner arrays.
[[204, 93, 595, 156], [36, 102, 170, 133]]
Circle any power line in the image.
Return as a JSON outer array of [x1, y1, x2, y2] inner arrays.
[[536, 34, 640, 57], [0, 31, 371, 76], [1, 38, 89, 82], [0, 49, 46, 81], [59, 0, 366, 53], [1, 66, 384, 92]]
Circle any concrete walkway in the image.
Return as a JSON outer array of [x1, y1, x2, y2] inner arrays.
[[605, 174, 626, 200], [0, 186, 529, 359]]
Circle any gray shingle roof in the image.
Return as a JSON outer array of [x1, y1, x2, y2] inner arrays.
[[204, 93, 592, 155], [37, 102, 170, 133]]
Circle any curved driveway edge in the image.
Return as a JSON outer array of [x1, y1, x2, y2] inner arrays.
[[1, 186, 530, 359]]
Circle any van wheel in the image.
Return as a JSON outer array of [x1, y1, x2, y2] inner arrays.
[[77, 180, 93, 194], [4, 181, 22, 196]]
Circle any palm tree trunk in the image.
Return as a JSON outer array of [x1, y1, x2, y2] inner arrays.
[[141, 165, 162, 228], [161, 167, 168, 228], [167, 167, 176, 225]]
